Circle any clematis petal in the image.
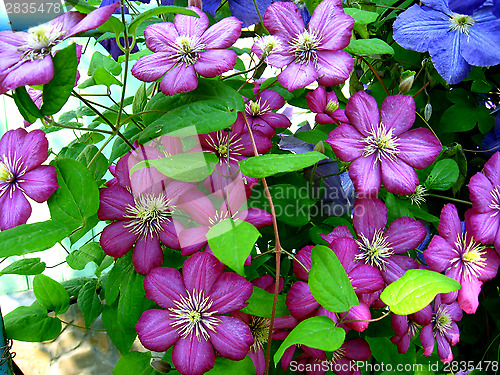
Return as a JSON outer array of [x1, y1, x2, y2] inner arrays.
[[202, 16, 241, 49], [179, 226, 209, 256], [144, 22, 179, 53], [66, 3, 120, 37], [158, 219, 183, 250], [286, 281, 319, 320], [278, 61, 318, 91], [19, 165, 58, 203], [172, 334, 215, 375], [349, 264, 385, 294], [345, 91, 380, 136], [437, 204, 462, 244], [391, 314, 409, 337], [183, 252, 226, 293], [293, 246, 312, 281], [424, 235, 456, 272], [249, 347, 266, 375], [196, 50, 237, 78], [341, 337, 371, 361], [309, 0, 353, 50], [263, 1, 304, 37], [436, 333, 453, 362], [461, 15, 500, 67], [349, 154, 382, 197], [479, 247, 500, 281], [467, 209, 500, 245], [353, 197, 387, 239], [381, 157, 419, 195], [209, 316, 253, 360], [0, 128, 48, 171], [397, 128, 442, 169], [131, 53, 175, 82], [326, 124, 364, 162], [178, 190, 216, 226], [380, 95, 415, 136], [209, 273, 253, 314], [144, 267, 187, 309], [174, 7, 209, 38], [0, 188, 31, 230], [385, 216, 426, 254], [235, 208, 273, 229], [136, 309, 179, 352], [383, 255, 419, 284], [458, 275, 482, 314], [97, 185, 134, 221], [420, 324, 435, 356], [468, 172, 495, 212], [316, 50, 353, 87], [100, 221, 138, 258], [484, 152, 500, 186], [132, 236, 164, 275], [2, 57, 54, 90], [341, 303, 371, 332], [160, 63, 198, 96]]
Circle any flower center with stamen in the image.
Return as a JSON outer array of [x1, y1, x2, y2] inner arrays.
[[452, 234, 486, 278], [204, 131, 245, 163], [290, 29, 321, 65], [0, 162, 13, 182], [433, 305, 452, 335], [355, 229, 394, 270], [18, 24, 66, 61], [124, 193, 172, 238], [325, 99, 339, 114], [488, 186, 500, 216], [208, 210, 233, 226], [408, 320, 421, 338], [174, 36, 204, 66], [449, 13, 475, 34], [169, 289, 221, 341], [331, 347, 346, 363], [246, 98, 270, 117], [408, 184, 427, 206], [361, 123, 399, 163], [249, 316, 270, 352]]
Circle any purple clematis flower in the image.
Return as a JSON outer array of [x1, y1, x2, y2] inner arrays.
[[326, 91, 442, 196], [0, 128, 58, 230], [131, 7, 241, 96], [204, 0, 272, 28], [467, 151, 500, 255], [98, 139, 193, 274], [393, 0, 500, 84], [252, 0, 354, 91], [352, 197, 426, 284], [0, 3, 119, 93], [420, 295, 462, 363], [391, 306, 432, 354], [136, 252, 254, 375], [243, 84, 291, 138], [424, 204, 500, 314], [306, 86, 348, 125]]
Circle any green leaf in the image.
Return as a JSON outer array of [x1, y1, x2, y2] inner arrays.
[[440, 103, 493, 133], [48, 158, 100, 230], [113, 351, 159, 375], [273, 316, 345, 365], [380, 269, 461, 315], [239, 152, 327, 178], [130, 152, 218, 182], [88, 51, 122, 76], [344, 8, 378, 24], [102, 305, 137, 355], [207, 219, 260, 275], [77, 279, 103, 328], [41, 44, 78, 115], [424, 159, 460, 191], [57, 143, 109, 181], [132, 82, 148, 115], [67, 243, 105, 271], [206, 356, 255, 375], [240, 287, 289, 318], [33, 274, 70, 315], [118, 264, 150, 331], [128, 6, 199, 37], [12, 86, 42, 123], [0, 258, 46, 276], [344, 38, 394, 56], [4, 305, 61, 342], [309, 245, 358, 313], [0, 220, 72, 257]]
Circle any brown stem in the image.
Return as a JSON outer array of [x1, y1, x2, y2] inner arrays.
[[413, 82, 430, 98], [359, 56, 390, 96], [242, 112, 281, 375]]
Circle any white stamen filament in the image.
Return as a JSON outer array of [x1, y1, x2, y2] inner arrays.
[[18, 24, 67, 61], [355, 229, 394, 270], [433, 305, 452, 336], [361, 123, 400, 164], [172, 35, 206, 66], [249, 316, 270, 352], [204, 131, 245, 163], [488, 186, 500, 216], [451, 233, 487, 278], [290, 29, 321, 65], [448, 13, 475, 35], [124, 193, 173, 238]]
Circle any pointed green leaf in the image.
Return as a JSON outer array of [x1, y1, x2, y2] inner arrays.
[[344, 8, 378, 24], [33, 274, 70, 315], [4, 305, 61, 342], [344, 38, 394, 56], [240, 287, 289, 318], [309, 245, 358, 313], [424, 159, 460, 191], [41, 44, 78, 115], [239, 152, 327, 178], [273, 316, 345, 365], [0, 258, 46, 276], [102, 305, 137, 355], [12, 86, 42, 123], [67, 242, 106, 270], [380, 269, 461, 315], [207, 219, 260, 276], [77, 279, 103, 328]]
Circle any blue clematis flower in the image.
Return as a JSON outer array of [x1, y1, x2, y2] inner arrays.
[[279, 123, 355, 217], [449, 0, 500, 17], [393, 0, 500, 84], [203, 0, 272, 27], [482, 112, 500, 155]]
